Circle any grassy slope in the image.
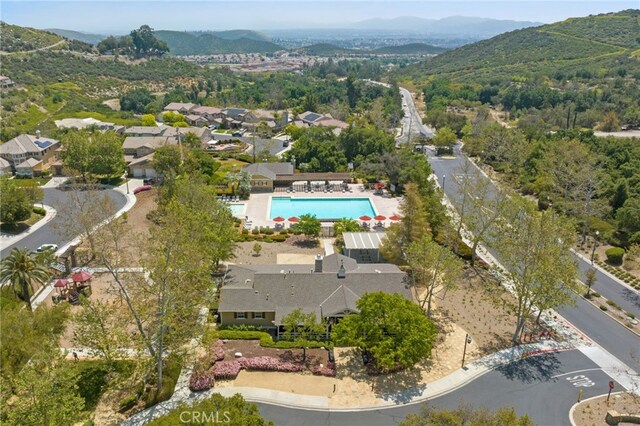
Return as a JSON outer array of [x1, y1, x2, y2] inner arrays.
[[0, 22, 64, 52], [401, 10, 640, 82]]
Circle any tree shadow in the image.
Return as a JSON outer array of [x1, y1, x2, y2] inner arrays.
[[619, 288, 640, 310], [291, 238, 319, 248], [337, 348, 427, 404], [495, 352, 562, 383], [0, 222, 31, 235]]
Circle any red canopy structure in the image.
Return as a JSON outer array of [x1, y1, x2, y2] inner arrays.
[[373, 183, 385, 189], [389, 215, 401, 221], [273, 216, 285, 222], [54, 279, 68, 288], [287, 216, 300, 223], [373, 215, 387, 221], [72, 270, 93, 283], [359, 215, 372, 221]]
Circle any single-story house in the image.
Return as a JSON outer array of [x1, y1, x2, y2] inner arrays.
[[15, 158, 43, 177], [0, 132, 60, 172], [342, 232, 387, 263], [125, 126, 166, 137], [297, 111, 349, 134], [0, 157, 13, 175], [128, 154, 156, 178], [185, 114, 209, 127], [163, 102, 197, 114], [124, 126, 212, 144], [54, 117, 125, 134], [242, 110, 289, 132], [122, 136, 176, 158], [218, 253, 412, 336], [192, 106, 225, 122]]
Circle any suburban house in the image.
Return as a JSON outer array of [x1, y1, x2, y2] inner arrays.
[[297, 111, 349, 134], [0, 76, 17, 90], [122, 136, 176, 159], [124, 126, 211, 144], [242, 110, 289, 132], [242, 162, 352, 192], [185, 114, 209, 127], [0, 132, 60, 175], [222, 108, 248, 128], [128, 154, 156, 179], [0, 158, 11, 175], [163, 102, 197, 114], [342, 232, 387, 263], [217, 253, 412, 337], [54, 117, 125, 134], [15, 158, 43, 177], [192, 106, 225, 123]]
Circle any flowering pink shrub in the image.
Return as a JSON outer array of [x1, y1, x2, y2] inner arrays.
[[212, 361, 243, 380], [239, 356, 304, 372], [189, 368, 215, 392], [311, 362, 337, 377], [213, 341, 225, 362]]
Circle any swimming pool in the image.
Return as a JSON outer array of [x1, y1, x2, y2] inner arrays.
[[228, 204, 246, 217], [269, 197, 376, 220]]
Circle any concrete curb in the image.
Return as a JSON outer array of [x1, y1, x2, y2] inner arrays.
[[568, 391, 626, 426], [0, 204, 57, 250]]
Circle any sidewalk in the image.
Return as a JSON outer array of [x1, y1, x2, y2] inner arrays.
[[0, 204, 56, 250]]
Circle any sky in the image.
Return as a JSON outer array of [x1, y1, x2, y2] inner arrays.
[[1, 1, 637, 34]]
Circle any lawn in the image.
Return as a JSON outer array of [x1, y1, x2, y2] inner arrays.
[[13, 176, 52, 187], [0, 210, 45, 234]]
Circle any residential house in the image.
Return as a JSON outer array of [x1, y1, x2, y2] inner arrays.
[[124, 126, 211, 144], [0, 158, 11, 175], [192, 106, 225, 123], [297, 111, 349, 134], [0, 76, 16, 90], [185, 114, 209, 127], [125, 126, 166, 137], [163, 102, 197, 114], [54, 117, 125, 134], [122, 136, 176, 159], [242, 109, 289, 133], [0, 132, 60, 174], [127, 154, 156, 178], [222, 107, 248, 128], [15, 158, 42, 177], [218, 253, 412, 336]]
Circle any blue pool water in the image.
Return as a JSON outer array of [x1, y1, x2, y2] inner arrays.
[[269, 197, 375, 220]]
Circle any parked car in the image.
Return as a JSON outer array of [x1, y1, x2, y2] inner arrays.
[[133, 185, 152, 194], [37, 244, 58, 253], [231, 131, 242, 137], [282, 140, 290, 147]]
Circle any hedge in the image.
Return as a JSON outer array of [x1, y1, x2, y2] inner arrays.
[[605, 247, 625, 265], [32, 206, 46, 215], [214, 329, 332, 349]]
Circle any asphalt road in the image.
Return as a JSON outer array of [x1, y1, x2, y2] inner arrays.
[[398, 87, 434, 144], [0, 188, 127, 259], [257, 349, 619, 426], [425, 145, 640, 371]]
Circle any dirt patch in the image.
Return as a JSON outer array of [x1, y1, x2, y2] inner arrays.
[[102, 99, 120, 111], [572, 392, 639, 426], [233, 237, 324, 265]]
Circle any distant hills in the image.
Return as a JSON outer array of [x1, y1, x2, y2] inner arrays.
[[153, 30, 283, 55], [46, 28, 106, 45], [401, 9, 640, 82], [350, 16, 542, 37], [0, 22, 64, 52], [297, 42, 446, 56]]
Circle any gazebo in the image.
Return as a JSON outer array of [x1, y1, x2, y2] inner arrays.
[[342, 232, 387, 263]]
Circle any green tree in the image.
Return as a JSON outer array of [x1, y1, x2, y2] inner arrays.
[[406, 235, 464, 317], [493, 200, 579, 341], [0, 248, 51, 311], [148, 394, 274, 426], [61, 131, 125, 179], [141, 114, 157, 126], [617, 198, 640, 237], [584, 267, 597, 297], [120, 88, 154, 114], [130, 24, 169, 58], [0, 178, 35, 225], [152, 145, 183, 183], [162, 111, 186, 125], [252, 242, 262, 256], [399, 403, 534, 426], [182, 131, 202, 149], [333, 218, 361, 248], [600, 111, 620, 132], [281, 308, 326, 361], [432, 126, 457, 155], [297, 214, 321, 240], [332, 292, 438, 370]]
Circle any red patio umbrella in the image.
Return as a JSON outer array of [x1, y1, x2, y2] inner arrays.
[[54, 279, 68, 288], [287, 216, 300, 223], [72, 270, 93, 283], [374, 215, 387, 221], [359, 215, 372, 221], [273, 216, 285, 222], [389, 215, 401, 221], [373, 183, 384, 189]]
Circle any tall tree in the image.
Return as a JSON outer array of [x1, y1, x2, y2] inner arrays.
[[493, 200, 579, 341], [130, 25, 169, 58], [297, 214, 321, 240], [0, 248, 50, 311], [432, 126, 457, 155], [406, 235, 463, 317], [332, 292, 438, 370], [0, 178, 37, 225], [61, 131, 124, 179]]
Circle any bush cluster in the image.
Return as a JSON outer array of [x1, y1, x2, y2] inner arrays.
[[605, 247, 625, 265], [311, 361, 337, 377], [239, 356, 305, 373]]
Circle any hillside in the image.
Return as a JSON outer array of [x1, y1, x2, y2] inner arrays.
[[374, 43, 446, 55], [0, 22, 64, 52], [296, 43, 357, 56], [46, 28, 106, 45], [154, 30, 283, 55], [401, 9, 640, 82], [192, 30, 272, 42]]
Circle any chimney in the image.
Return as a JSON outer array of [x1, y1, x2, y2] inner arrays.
[[35, 130, 41, 139], [337, 260, 346, 279], [314, 254, 323, 273]]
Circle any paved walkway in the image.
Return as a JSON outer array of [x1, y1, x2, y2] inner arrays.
[[0, 204, 56, 250]]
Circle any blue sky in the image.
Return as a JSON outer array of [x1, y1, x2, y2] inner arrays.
[[2, 1, 637, 33]]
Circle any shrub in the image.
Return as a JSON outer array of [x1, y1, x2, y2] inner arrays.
[[600, 305, 608, 311], [292, 229, 303, 235], [242, 228, 249, 235], [263, 228, 275, 235], [271, 235, 287, 242], [592, 292, 601, 298], [279, 229, 288, 235], [605, 247, 625, 265], [189, 369, 214, 392], [251, 228, 260, 235], [32, 206, 46, 215], [627, 312, 636, 319], [217, 330, 269, 340], [239, 356, 304, 373], [118, 395, 138, 412], [311, 361, 337, 377], [212, 361, 242, 380], [263, 237, 273, 243]]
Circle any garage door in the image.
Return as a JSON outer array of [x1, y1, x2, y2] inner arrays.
[[144, 168, 156, 178]]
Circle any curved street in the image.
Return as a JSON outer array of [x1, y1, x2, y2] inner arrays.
[[0, 187, 128, 259]]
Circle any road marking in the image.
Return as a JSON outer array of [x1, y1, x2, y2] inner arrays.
[[565, 374, 595, 387], [551, 368, 602, 379]]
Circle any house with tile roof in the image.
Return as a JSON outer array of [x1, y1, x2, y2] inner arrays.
[[218, 253, 412, 336], [0, 132, 60, 174], [163, 102, 197, 114]]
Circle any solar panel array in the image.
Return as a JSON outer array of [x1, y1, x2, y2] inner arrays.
[[305, 113, 322, 122], [35, 140, 52, 149]]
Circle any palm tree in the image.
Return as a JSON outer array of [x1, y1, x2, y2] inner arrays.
[[0, 248, 50, 311]]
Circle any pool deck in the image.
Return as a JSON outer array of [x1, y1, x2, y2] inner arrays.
[[242, 184, 402, 229]]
